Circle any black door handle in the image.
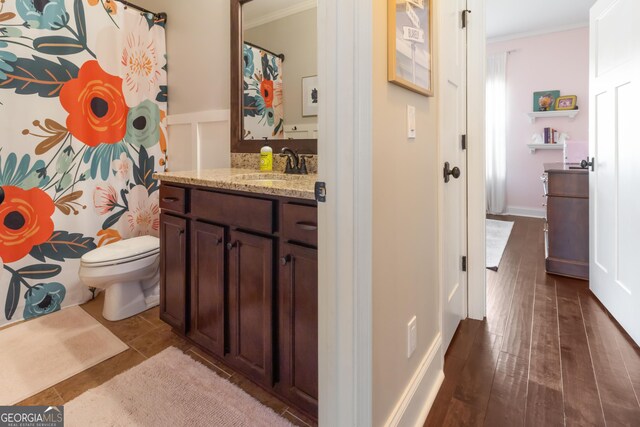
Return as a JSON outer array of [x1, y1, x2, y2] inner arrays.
[[444, 162, 461, 183], [581, 157, 594, 172]]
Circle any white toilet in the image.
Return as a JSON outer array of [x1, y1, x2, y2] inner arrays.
[[79, 236, 160, 321]]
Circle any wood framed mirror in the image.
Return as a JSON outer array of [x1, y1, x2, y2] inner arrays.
[[231, 0, 318, 153]]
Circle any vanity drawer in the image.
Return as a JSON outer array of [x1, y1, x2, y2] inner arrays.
[[282, 203, 318, 247], [160, 185, 187, 214], [191, 190, 274, 234]]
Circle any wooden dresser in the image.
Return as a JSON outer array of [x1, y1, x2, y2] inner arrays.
[[542, 163, 589, 280]]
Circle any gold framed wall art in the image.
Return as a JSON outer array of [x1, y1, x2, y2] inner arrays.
[[387, 0, 433, 96]]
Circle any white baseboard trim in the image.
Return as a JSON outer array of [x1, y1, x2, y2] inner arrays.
[[385, 333, 445, 427], [505, 206, 545, 218]]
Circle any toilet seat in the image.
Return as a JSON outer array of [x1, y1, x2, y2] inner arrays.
[[81, 236, 159, 267]]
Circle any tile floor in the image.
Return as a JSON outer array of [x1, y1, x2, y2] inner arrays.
[[15, 292, 315, 427]]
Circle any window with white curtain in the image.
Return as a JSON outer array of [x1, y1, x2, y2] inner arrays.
[[486, 52, 508, 214]]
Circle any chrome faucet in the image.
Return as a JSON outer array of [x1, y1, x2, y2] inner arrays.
[[280, 147, 308, 174]]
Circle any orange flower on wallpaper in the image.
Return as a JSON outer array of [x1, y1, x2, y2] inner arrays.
[[260, 80, 274, 108], [0, 186, 55, 263], [60, 60, 129, 147]]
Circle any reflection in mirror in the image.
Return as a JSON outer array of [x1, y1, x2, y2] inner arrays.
[[242, 0, 317, 141]]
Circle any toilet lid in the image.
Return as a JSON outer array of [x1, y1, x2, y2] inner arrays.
[[81, 236, 160, 265]]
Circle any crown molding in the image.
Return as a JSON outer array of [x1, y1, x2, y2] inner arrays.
[[244, 0, 316, 30], [487, 22, 588, 44]]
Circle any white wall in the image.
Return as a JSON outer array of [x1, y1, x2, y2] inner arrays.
[[136, 0, 231, 171], [372, 0, 443, 424]]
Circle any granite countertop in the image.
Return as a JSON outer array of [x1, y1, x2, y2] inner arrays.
[[154, 169, 317, 200], [544, 162, 589, 174]]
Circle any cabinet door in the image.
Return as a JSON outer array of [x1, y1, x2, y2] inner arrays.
[[189, 221, 225, 356], [279, 243, 318, 414], [160, 213, 188, 333], [228, 230, 274, 386]]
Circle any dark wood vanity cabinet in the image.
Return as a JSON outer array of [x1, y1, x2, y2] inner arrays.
[[228, 230, 274, 387], [158, 182, 318, 418], [159, 213, 188, 333], [189, 221, 226, 357], [278, 243, 318, 414]]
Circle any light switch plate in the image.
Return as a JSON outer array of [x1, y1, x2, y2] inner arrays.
[[407, 105, 416, 139]]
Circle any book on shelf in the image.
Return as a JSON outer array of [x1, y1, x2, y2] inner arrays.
[[543, 127, 560, 144]]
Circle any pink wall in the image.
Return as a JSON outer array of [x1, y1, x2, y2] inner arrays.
[[488, 28, 589, 216]]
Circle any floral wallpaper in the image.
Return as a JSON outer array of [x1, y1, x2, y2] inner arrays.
[[243, 43, 284, 140], [0, 0, 167, 325]]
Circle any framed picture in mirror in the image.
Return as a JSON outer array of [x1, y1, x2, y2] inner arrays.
[[302, 76, 318, 117]]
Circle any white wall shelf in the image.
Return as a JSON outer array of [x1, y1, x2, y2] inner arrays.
[[527, 109, 580, 123], [527, 143, 565, 154]]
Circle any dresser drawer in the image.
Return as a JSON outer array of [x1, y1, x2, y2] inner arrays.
[[160, 185, 187, 214], [191, 190, 274, 234], [282, 203, 317, 247], [547, 172, 588, 198]]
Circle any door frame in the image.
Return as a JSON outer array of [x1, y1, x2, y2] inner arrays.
[[466, 0, 487, 321], [317, 0, 373, 425]]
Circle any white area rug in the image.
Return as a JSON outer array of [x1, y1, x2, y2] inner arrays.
[[65, 347, 293, 427], [0, 306, 127, 405], [486, 219, 514, 271]]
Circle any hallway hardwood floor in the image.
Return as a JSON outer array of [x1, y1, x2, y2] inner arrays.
[[425, 216, 640, 427]]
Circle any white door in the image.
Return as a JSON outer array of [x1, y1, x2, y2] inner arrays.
[[589, 0, 640, 345], [440, 0, 468, 350]]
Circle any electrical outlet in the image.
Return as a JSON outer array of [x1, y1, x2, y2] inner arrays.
[[407, 105, 416, 139], [407, 316, 417, 358]]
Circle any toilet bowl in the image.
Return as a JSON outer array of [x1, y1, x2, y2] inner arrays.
[[79, 236, 160, 321]]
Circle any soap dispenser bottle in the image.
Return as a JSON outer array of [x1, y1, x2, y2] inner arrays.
[[260, 144, 273, 171]]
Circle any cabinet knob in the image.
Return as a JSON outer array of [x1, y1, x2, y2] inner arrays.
[[280, 255, 291, 266], [226, 241, 237, 250], [216, 237, 223, 245]]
